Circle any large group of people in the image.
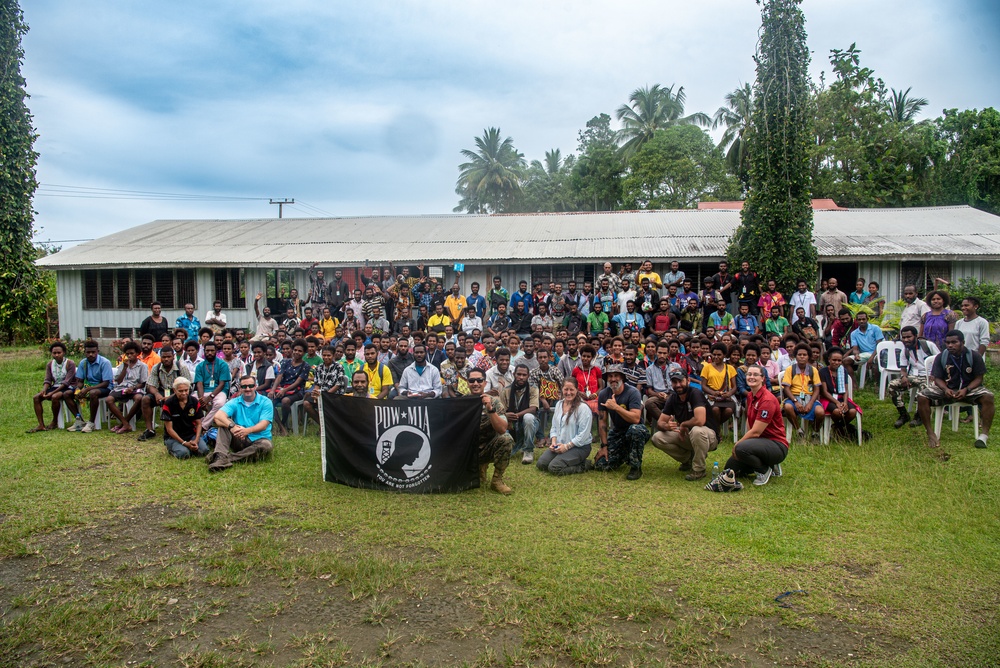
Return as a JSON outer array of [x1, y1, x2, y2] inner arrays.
[[30, 260, 995, 487]]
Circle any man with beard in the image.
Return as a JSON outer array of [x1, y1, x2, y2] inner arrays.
[[499, 364, 539, 464], [397, 344, 442, 399], [326, 269, 351, 319], [651, 369, 719, 481], [594, 364, 650, 480], [467, 367, 515, 494]]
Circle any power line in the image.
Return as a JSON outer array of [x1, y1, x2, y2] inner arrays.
[[292, 200, 338, 217], [37, 183, 270, 202]]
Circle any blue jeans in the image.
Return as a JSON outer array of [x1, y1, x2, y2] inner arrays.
[[165, 437, 210, 459]]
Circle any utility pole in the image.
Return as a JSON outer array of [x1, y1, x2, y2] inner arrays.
[[269, 198, 294, 218]]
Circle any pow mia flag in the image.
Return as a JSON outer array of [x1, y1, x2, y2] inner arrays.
[[321, 394, 482, 493]]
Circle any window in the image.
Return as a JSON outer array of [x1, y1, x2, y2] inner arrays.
[[214, 268, 246, 309], [265, 269, 297, 299], [530, 264, 595, 287], [81, 269, 197, 310]]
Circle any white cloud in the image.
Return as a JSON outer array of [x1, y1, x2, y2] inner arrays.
[[21, 0, 1000, 245]]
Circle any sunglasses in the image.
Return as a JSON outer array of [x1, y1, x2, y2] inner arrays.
[[467, 378, 485, 384], [240, 384, 256, 389]]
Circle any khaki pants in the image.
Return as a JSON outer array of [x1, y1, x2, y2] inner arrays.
[[651, 426, 719, 474]]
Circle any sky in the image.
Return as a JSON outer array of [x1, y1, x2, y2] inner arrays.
[[21, 0, 1000, 246]]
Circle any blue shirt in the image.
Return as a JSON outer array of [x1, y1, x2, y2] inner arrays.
[[194, 357, 231, 393], [849, 324, 884, 354], [75, 355, 114, 387], [734, 314, 760, 334], [221, 392, 274, 441], [175, 315, 201, 340], [467, 293, 487, 318], [509, 290, 533, 313]]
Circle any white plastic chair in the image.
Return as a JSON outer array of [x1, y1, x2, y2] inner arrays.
[[289, 399, 306, 436], [877, 340, 905, 401], [923, 353, 981, 440], [821, 374, 863, 445]]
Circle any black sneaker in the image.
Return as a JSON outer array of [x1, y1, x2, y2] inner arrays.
[[626, 466, 642, 480], [137, 429, 156, 442]]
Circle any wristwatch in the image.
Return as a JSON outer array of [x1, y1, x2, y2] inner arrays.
[[229, 421, 236, 429]]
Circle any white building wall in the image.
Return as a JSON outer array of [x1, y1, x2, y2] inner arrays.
[[858, 261, 900, 302]]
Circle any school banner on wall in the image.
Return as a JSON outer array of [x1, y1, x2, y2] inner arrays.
[[321, 394, 482, 493]]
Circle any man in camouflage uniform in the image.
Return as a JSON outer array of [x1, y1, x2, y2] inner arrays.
[[467, 367, 514, 494]]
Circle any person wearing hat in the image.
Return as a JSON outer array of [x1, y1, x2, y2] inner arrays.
[[651, 368, 720, 480], [594, 363, 650, 480]]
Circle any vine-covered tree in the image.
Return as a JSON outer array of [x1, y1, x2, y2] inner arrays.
[[728, 0, 815, 291], [0, 0, 41, 344]]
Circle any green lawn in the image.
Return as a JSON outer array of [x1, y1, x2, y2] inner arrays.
[[0, 348, 997, 667]]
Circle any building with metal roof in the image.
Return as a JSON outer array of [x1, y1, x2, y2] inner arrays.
[[36, 205, 1000, 340]]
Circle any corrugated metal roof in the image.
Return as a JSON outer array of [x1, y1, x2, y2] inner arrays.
[[36, 205, 1000, 269]]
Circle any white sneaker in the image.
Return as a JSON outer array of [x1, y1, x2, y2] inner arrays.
[[81, 422, 95, 433], [67, 418, 85, 432], [771, 463, 783, 477], [521, 451, 534, 464], [753, 468, 773, 486]]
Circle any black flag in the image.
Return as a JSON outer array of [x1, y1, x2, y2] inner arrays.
[[321, 394, 483, 493]]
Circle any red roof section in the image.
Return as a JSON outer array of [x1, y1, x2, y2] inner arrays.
[[697, 199, 846, 211]]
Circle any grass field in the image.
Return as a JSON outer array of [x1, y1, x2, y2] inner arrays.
[[0, 347, 998, 667]]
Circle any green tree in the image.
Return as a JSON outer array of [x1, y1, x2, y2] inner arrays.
[[936, 107, 1000, 215], [518, 148, 577, 212], [454, 127, 526, 213], [615, 84, 710, 158], [809, 44, 943, 208], [570, 114, 624, 211], [728, 0, 815, 291], [0, 0, 41, 344], [712, 82, 753, 189], [886, 87, 928, 124], [621, 125, 739, 209]]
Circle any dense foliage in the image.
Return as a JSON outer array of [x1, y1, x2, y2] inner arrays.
[[0, 0, 43, 344], [728, 0, 816, 291], [453, 9, 997, 223]]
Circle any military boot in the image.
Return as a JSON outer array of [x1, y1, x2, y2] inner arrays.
[[490, 462, 512, 495], [894, 406, 910, 429]]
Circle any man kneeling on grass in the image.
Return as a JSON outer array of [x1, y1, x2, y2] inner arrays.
[[161, 377, 207, 459], [208, 375, 274, 473], [917, 329, 993, 456]]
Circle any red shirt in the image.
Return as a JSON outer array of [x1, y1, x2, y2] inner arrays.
[[572, 365, 602, 396], [746, 386, 788, 446]]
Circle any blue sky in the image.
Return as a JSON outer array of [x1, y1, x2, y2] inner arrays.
[[22, 0, 1000, 245]]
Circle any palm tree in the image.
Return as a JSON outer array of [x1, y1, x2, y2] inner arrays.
[[886, 87, 928, 123], [712, 83, 753, 177], [454, 128, 526, 213], [615, 84, 711, 158]]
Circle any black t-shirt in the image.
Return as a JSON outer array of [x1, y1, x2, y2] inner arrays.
[[933, 349, 987, 391], [662, 387, 718, 436], [161, 395, 205, 442], [598, 384, 643, 431], [140, 316, 169, 341], [711, 273, 733, 301], [734, 271, 760, 301]]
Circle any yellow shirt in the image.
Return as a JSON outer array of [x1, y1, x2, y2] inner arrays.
[[427, 314, 452, 331], [319, 317, 339, 339], [699, 362, 737, 392], [364, 362, 394, 398], [444, 294, 468, 321], [781, 364, 820, 398], [637, 271, 663, 289]]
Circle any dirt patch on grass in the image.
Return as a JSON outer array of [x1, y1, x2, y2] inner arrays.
[[0, 505, 912, 667]]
